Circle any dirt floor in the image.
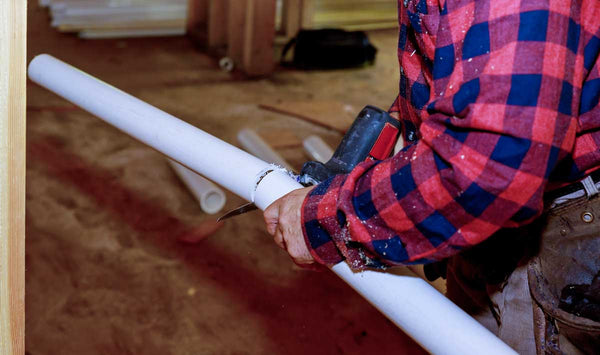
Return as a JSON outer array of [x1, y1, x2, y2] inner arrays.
[[25, 3, 427, 355]]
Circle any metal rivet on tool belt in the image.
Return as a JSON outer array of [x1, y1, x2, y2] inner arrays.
[[582, 212, 594, 223], [560, 229, 567, 236]]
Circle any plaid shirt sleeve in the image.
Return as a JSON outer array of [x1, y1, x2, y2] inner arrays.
[[301, 0, 599, 270]]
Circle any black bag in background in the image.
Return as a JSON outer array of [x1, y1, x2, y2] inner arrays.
[[281, 29, 377, 69]]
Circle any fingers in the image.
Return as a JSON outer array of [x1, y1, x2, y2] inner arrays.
[[274, 216, 312, 264], [263, 202, 280, 236], [266, 221, 278, 236], [285, 238, 314, 265], [279, 223, 314, 265], [262, 186, 316, 266], [273, 225, 286, 250]]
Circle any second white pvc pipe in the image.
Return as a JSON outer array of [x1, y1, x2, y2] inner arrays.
[[237, 128, 293, 171], [28, 54, 516, 355], [303, 135, 334, 163], [168, 159, 226, 214]]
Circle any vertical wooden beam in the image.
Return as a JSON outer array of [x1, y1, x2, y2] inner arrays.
[[207, 0, 229, 50], [242, 0, 277, 76], [281, 0, 314, 38], [227, 0, 248, 67], [187, 0, 209, 44], [187, 0, 208, 32], [301, 0, 315, 28], [0, 0, 26, 354], [281, 0, 303, 38]]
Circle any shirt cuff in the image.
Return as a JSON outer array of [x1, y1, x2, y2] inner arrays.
[[301, 174, 369, 269]]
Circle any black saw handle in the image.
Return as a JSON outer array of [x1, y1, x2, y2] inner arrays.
[[300, 105, 401, 185]]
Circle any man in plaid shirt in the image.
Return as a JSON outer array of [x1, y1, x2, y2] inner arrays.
[[264, 0, 600, 353]]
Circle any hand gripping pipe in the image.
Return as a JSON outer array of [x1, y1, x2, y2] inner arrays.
[[28, 55, 516, 355]]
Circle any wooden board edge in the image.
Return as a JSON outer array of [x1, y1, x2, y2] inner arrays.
[[0, 0, 27, 354]]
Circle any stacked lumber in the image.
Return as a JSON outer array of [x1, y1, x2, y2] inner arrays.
[[39, 0, 187, 38]]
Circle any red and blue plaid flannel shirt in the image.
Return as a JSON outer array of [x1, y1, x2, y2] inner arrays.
[[301, 0, 600, 269]]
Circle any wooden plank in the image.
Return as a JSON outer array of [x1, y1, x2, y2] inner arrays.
[[312, 9, 397, 28], [0, 0, 26, 354], [187, 0, 209, 44], [302, 0, 397, 31], [187, 0, 208, 32], [315, 0, 396, 11], [331, 21, 398, 31], [301, 0, 315, 28], [207, 0, 228, 50], [281, 0, 302, 37], [242, 0, 277, 76], [227, 0, 247, 66]]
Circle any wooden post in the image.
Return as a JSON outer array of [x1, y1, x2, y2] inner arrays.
[[187, 0, 209, 45], [281, 0, 303, 38], [301, 0, 315, 29], [242, 0, 277, 76], [281, 0, 314, 37], [227, 0, 247, 66], [207, 0, 229, 51], [0, 0, 26, 354], [196, 0, 277, 76]]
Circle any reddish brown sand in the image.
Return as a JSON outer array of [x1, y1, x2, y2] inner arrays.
[[26, 3, 426, 354]]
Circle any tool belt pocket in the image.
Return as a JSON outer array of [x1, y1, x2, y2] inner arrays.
[[528, 193, 600, 354]]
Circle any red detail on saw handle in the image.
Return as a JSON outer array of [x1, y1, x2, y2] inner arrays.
[[369, 123, 399, 160], [299, 106, 402, 185]]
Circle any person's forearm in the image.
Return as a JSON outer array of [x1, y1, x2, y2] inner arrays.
[[301, 1, 578, 269]]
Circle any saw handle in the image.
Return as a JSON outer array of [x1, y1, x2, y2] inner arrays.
[[300, 105, 401, 185]]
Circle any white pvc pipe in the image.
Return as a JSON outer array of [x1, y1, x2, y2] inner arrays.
[[303, 135, 334, 163], [167, 159, 226, 214], [28, 54, 516, 355], [237, 128, 294, 171], [332, 264, 514, 355], [27, 54, 297, 211]]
